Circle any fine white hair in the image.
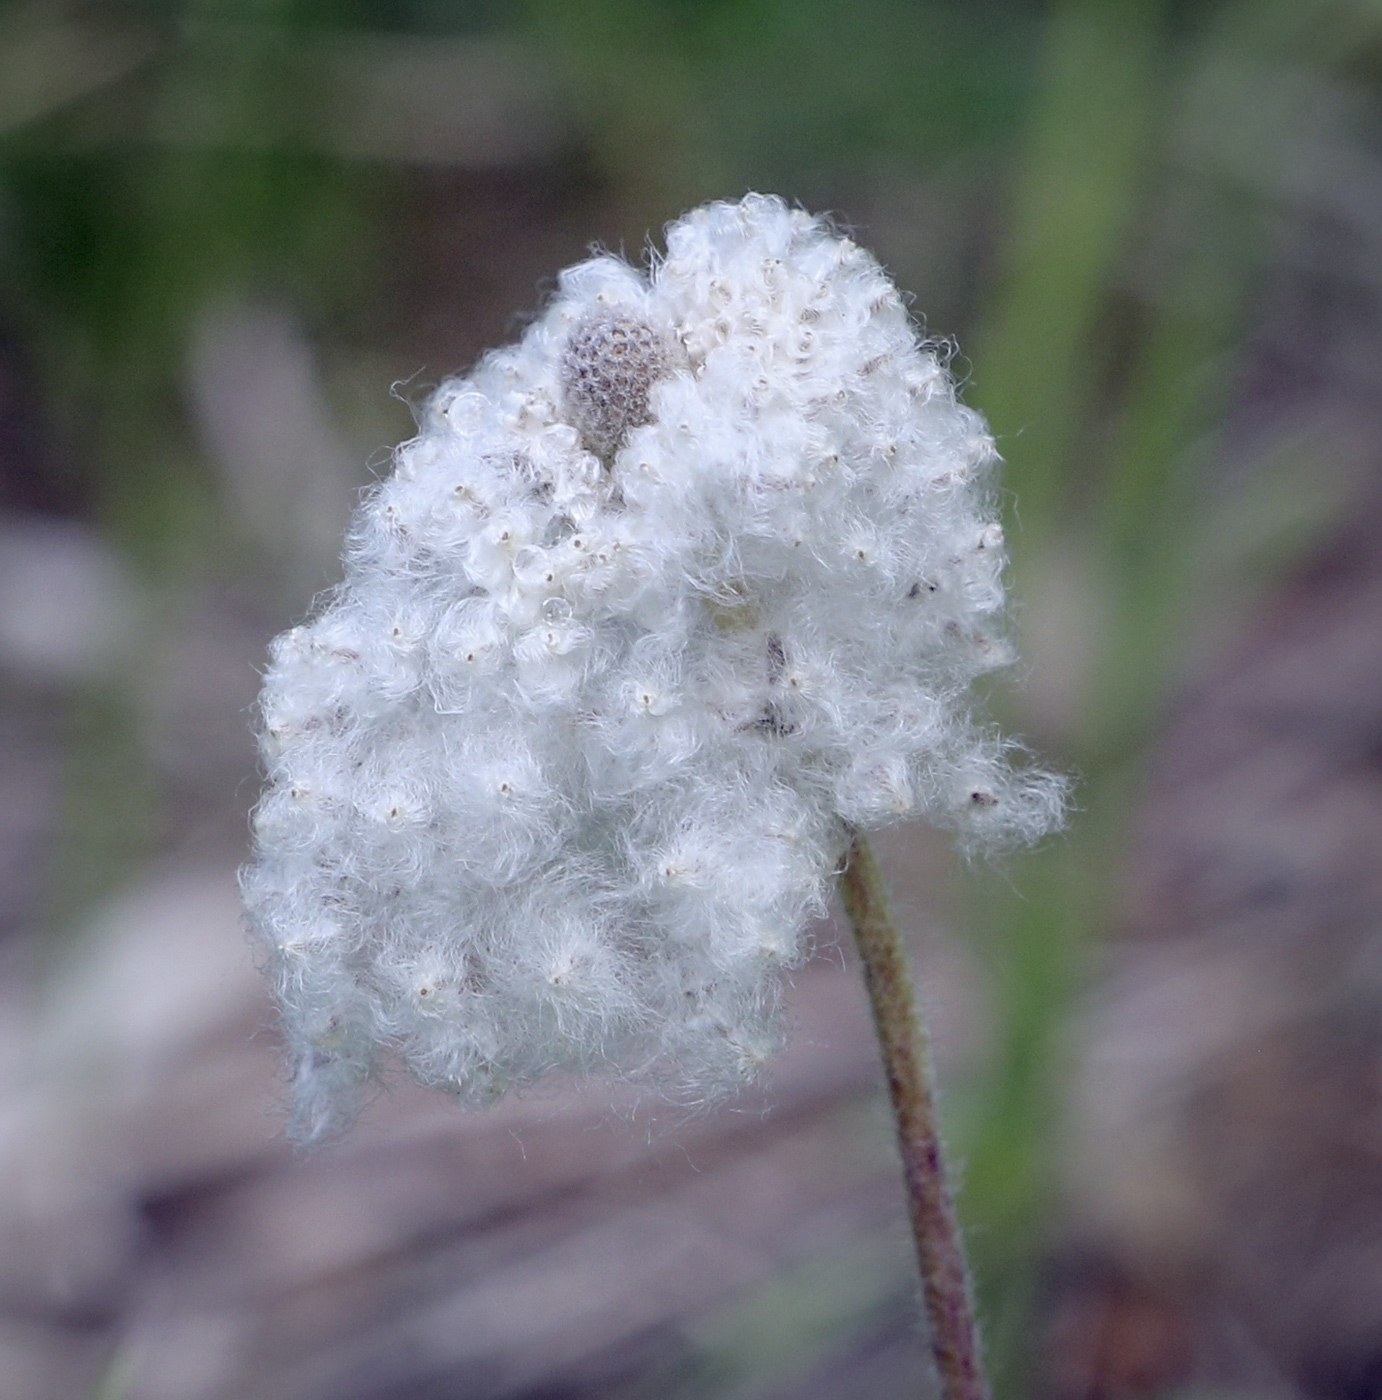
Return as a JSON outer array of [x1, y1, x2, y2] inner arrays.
[[242, 195, 1065, 1141]]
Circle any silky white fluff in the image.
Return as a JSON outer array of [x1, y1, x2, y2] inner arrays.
[[242, 194, 1065, 1141]]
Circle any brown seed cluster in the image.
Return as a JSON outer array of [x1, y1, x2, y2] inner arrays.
[[560, 311, 670, 463]]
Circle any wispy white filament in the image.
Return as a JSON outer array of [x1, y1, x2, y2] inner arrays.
[[242, 194, 1064, 1141]]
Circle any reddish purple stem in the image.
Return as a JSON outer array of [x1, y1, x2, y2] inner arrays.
[[840, 830, 990, 1400]]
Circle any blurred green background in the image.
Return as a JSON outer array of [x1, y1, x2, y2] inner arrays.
[[3, 1, 1382, 1397]]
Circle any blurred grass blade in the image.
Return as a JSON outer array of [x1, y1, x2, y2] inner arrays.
[[973, 0, 1165, 559], [0, 2, 157, 136]]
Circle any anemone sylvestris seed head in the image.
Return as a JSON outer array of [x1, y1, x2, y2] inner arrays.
[[242, 194, 1066, 1142]]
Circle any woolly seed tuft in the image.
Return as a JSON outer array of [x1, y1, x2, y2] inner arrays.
[[242, 194, 1066, 1142]]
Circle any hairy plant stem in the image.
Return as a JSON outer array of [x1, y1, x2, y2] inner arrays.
[[840, 828, 989, 1400]]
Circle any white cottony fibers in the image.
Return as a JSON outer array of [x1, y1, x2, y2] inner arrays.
[[242, 194, 1065, 1141]]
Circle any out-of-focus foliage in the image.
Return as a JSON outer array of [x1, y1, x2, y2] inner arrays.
[[4, 0, 1382, 1394]]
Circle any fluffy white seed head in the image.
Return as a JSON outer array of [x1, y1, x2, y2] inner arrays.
[[241, 194, 1065, 1141]]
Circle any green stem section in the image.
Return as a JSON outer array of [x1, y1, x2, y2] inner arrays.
[[840, 830, 989, 1400]]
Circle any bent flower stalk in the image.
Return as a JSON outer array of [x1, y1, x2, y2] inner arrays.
[[243, 194, 1064, 1146]]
